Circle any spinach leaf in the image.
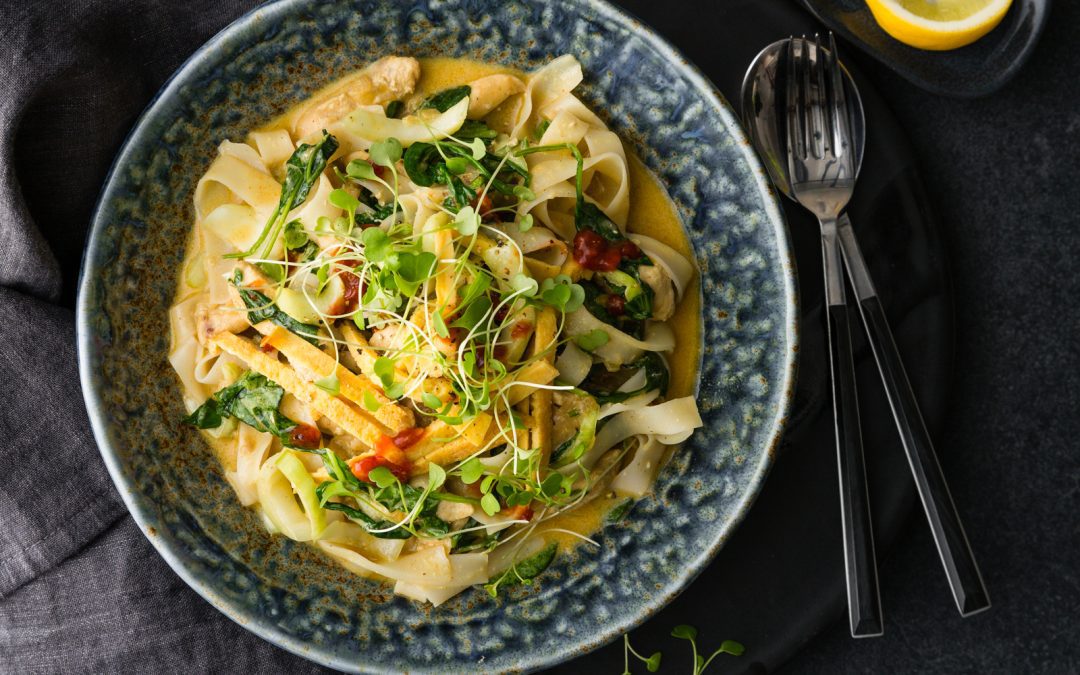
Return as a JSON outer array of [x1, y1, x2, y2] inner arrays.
[[583, 352, 670, 405], [598, 266, 654, 322], [483, 542, 558, 598], [403, 142, 442, 187], [605, 498, 635, 523], [437, 163, 476, 210], [380, 485, 450, 537], [420, 85, 471, 113], [575, 201, 623, 242], [184, 372, 302, 446], [356, 202, 395, 226], [290, 240, 320, 264], [456, 120, 498, 141], [184, 397, 227, 429], [451, 519, 502, 553], [226, 376, 293, 439], [385, 99, 404, 119], [319, 497, 413, 540], [230, 271, 320, 345]]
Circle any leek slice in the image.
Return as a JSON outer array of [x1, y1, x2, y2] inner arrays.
[[333, 97, 469, 148]]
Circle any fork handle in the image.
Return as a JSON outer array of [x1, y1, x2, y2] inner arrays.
[[837, 215, 991, 617], [822, 226, 884, 638]]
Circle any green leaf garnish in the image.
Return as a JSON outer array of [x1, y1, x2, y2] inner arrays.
[[483, 542, 557, 598], [362, 227, 392, 263], [459, 458, 484, 484], [539, 274, 585, 313], [445, 156, 470, 175], [672, 625, 697, 640], [362, 390, 381, 412], [510, 273, 538, 297], [453, 205, 480, 236], [574, 329, 610, 351], [428, 462, 447, 491], [282, 220, 309, 249], [370, 137, 403, 167], [469, 138, 487, 160], [480, 492, 500, 516], [452, 296, 492, 331], [347, 159, 376, 180], [184, 371, 307, 448], [540, 472, 564, 497], [431, 310, 450, 339], [314, 373, 340, 396], [605, 498, 634, 523], [231, 272, 320, 345], [393, 251, 437, 295], [257, 261, 285, 283], [367, 465, 397, 489], [373, 357, 397, 390], [421, 85, 470, 113], [329, 188, 360, 214], [402, 142, 442, 186]]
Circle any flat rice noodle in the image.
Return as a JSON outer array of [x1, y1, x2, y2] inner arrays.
[[578, 396, 702, 468], [249, 129, 295, 174], [512, 55, 583, 139], [331, 97, 468, 149], [226, 423, 275, 506], [393, 552, 489, 606], [487, 537, 547, 577], [630, 234, 695, 300], [318, 540, 457, 587], [609, 434, 667, 498], [317, 520, 405, 563], [563, 309, 674, 367], [554, 342, 592, 386]]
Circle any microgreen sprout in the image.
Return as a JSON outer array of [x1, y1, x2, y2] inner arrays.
[[671, 625, 746, 674], [623, 635, 662, 674]]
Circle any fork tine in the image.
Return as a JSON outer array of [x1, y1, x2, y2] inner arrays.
[[828, 32, 853, 163], [799, 35, 821, 160], [784, 38, 802, 179], [813, 32, 831, 156]]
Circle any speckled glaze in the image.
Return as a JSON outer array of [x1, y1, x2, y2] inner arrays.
[[76, 0, 797, 672]]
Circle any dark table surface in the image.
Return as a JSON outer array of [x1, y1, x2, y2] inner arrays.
[[2, 0, 1076, 672], [771, 1, 1080, 672], [610, 0, 1080, 672]]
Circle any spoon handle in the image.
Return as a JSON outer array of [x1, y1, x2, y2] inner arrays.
[[821, 224, 884, 638], [837, 214, 991, 617]]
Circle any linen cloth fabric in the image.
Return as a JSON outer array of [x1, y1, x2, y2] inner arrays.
[[0, 0, 324, 671]]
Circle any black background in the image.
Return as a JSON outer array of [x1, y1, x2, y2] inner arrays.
[[4, 0, 1077, 672]]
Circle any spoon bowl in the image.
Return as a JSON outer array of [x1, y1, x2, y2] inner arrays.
[[740, 38, 866, 197]]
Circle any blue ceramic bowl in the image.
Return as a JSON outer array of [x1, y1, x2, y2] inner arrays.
[[76, 0, 797, 671]]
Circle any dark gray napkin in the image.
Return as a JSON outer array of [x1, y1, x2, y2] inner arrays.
[[0, 0, 325, 671]]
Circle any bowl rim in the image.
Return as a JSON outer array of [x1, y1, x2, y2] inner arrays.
[[76, 0, 798, 671]]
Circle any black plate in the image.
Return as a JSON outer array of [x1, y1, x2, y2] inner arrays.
[[547, 1, 953, 671], [799, 0, 1051, 98]]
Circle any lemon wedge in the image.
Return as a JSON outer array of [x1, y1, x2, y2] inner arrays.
[[864, 0, 1013, 51]]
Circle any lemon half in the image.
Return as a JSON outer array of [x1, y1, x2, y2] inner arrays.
[[864, 0, 1014, 51]]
